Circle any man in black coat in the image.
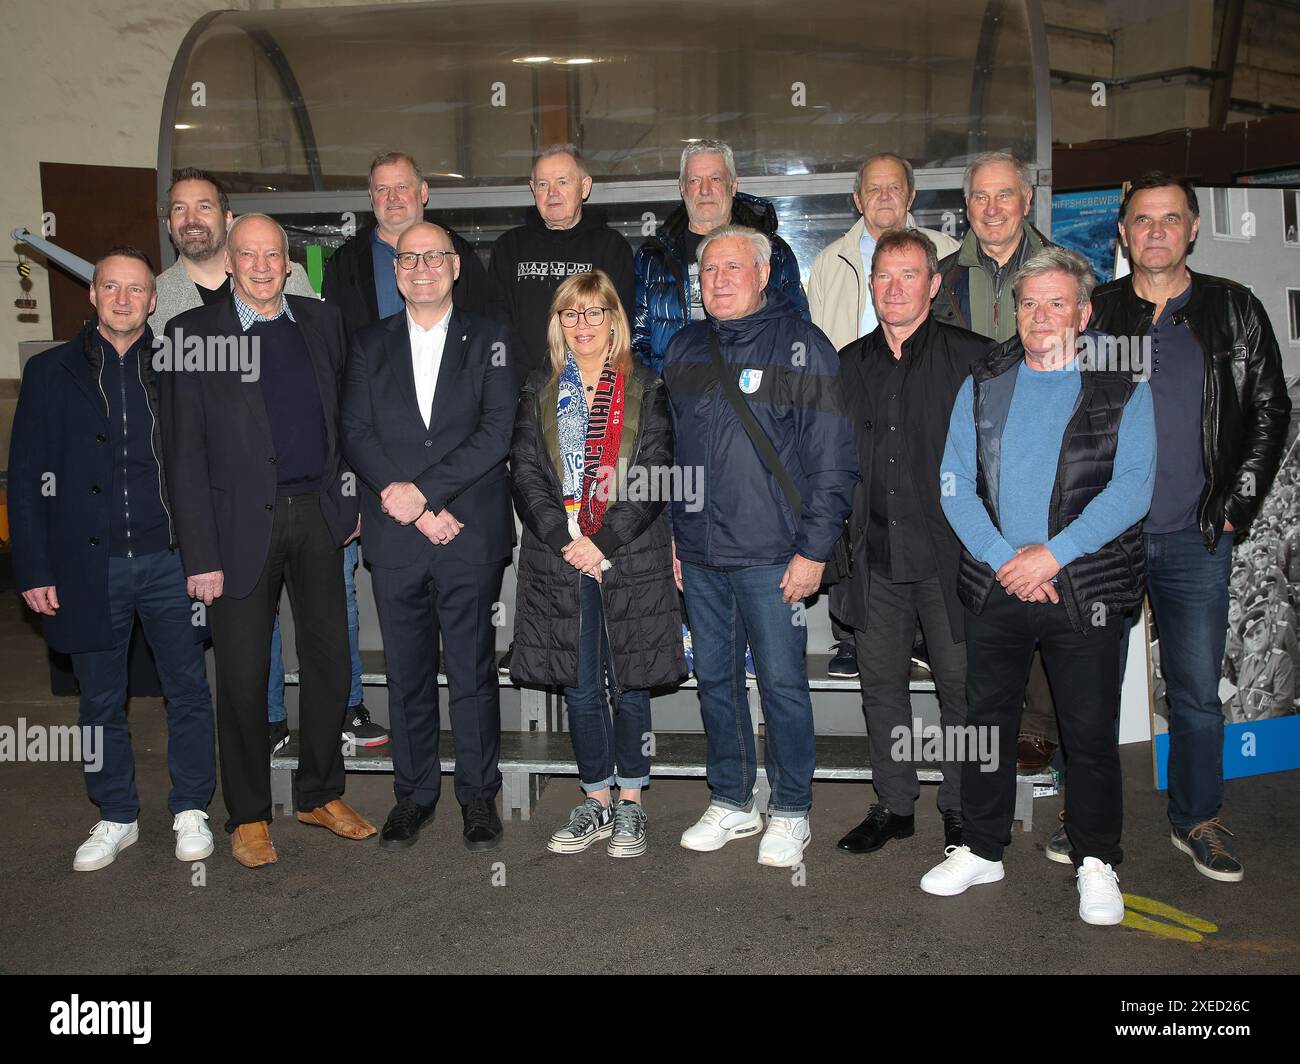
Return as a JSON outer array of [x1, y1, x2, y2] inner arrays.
[[161, 214, 372, 868], [831, 229, 994, 859], [323, 151, 493, 342], [341, 222, 516, 852], [9, 246, 215, 872]]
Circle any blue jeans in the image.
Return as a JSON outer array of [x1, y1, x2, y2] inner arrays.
[[564, 575, 652, 792], [681, 561, 815, 815], [69, 551, 215, 822], [269, 540, 362, 722], [1145, 526, 1234, 831]]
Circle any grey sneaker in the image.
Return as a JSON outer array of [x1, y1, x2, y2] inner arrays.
[[607, 800, 647, 858], [1172, 818, 1244, 882], [1046, 810, 1071, 864], [547, 797, 613, 854]]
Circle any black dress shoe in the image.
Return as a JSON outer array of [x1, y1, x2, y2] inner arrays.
[[462, 798, 503, 851], [836, 803, 914, 853], [379, 799, 436, 850], [942, 811, 963, 854]]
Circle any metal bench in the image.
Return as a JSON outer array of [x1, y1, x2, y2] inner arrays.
[[270, 730, 1053, 830]]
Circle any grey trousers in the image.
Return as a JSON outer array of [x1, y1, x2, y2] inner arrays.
[[853, 572, 968, 816]]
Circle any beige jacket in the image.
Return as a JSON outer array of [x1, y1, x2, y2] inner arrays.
[[808, 215, 960, 351]]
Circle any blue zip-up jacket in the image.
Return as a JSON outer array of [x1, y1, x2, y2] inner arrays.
[[663, 290, 857, 567], [633, 191, 809, 374]]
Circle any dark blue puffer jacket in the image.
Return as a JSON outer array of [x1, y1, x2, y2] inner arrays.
[[633, 191, 809, 374], [663, 290, 857, 568]]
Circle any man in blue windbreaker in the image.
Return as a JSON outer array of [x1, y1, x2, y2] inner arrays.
[[634, 140, 808, 374], [663, 225, 857, 869]]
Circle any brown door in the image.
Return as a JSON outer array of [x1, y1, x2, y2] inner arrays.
[[39, 162, 160, 343]]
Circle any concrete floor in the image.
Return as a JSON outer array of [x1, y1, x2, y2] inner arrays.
[[1, 591, 1297, 975]]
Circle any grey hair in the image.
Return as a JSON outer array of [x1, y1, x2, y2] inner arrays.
[[1012, 247, 1096, 308], [855, 152, 915, 198], [533, 143, 589, 179], [679, 139, 736, 185], [697, 224, 771, 267], [963, 151, 1033, 200], [226, 213, 290, 256]]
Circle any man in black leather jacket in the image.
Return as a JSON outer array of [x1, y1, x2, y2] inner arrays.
[[1090, 172, 1291, 884]]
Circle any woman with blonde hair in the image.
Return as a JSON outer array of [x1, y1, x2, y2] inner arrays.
[[509, 270, 684, 857]]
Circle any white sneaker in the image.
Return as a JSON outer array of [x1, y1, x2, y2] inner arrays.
[[173, 809, 214, 861], [757, 814, 811, 868], [680, 804, 763, 852], [920, 844, 1005, 896], [73, 820, 139, 872], [1076, 856, 1124, 925]]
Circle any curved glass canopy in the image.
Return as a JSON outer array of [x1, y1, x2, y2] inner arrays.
[[164, 0, 1048, 187], [159, 0, 1050, 272]]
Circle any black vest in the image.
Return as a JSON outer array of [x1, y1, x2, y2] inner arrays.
[[955, 337, 1146, 633]]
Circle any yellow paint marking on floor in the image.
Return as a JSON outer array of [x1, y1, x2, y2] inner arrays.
[[1120, 911, 1205, 943], [1122, 894, 1219, 934]]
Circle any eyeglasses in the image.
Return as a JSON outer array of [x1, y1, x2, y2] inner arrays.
[[397, 250, 458, 270], [557, 307, 609, 326]]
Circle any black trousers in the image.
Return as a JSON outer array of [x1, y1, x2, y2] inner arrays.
[[208, 495, 349, 832], [853, 572, 967, 816], [962, 590, 1125, 867], [369, 554, 505, 808]]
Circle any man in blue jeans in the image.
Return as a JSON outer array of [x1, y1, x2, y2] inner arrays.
[[267, 538, 386, 753], [9, 247, 216, 871], [1090, 172, 1291, 882], [663, 225, 856, 868]]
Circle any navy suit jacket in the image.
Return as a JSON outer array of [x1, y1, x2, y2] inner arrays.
[[341, 307, 516, 568]]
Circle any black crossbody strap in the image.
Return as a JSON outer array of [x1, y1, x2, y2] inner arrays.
[[707, 329, 802, 520]]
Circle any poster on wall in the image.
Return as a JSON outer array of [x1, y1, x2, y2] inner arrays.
[[1051, 188, 1122, 283]]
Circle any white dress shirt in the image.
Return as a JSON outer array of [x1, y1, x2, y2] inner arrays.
[[407, 305, 452, 429]]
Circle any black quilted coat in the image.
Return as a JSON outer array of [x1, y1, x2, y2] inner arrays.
[[509, 362, 686, 690]]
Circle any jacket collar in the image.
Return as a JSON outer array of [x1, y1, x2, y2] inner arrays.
[[956, 221, 1046, 269]]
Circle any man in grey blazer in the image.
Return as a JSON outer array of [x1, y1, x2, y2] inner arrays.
[[149, 168, 317, 335]]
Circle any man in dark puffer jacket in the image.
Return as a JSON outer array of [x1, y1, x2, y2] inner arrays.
[[633, 139, 807, 373]]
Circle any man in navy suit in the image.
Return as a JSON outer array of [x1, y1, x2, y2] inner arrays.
[[341, 222, 516, 851]]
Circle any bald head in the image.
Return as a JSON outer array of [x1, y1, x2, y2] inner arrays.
[[225, 213, 291, 313], [394, 222, 460, 320]]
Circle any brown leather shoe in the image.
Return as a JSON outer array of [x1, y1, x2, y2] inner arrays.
[[231, 821, 278, 868], [1017, 735, 1057, 774], [296, 799, 378, 840]]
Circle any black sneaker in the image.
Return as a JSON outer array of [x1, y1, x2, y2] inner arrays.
[[909, 656, 933, 683], [547, 797, 614, 854], [379, 799, 436, 850], [1046, 810, 1071, 864], [827, 642, 859, 679], [498, 644, 513, 676], [341, 704, 389, 748], [269, 720, 290, 757], [461, 798, 503, 851], [1172, 818, 1244, 882]]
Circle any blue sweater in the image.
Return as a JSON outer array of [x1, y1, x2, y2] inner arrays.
[[941, 359, 1155, 573]]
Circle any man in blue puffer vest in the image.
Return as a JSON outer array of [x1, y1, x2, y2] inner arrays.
[[634, 139, 808, 374], [664, 225, 856, 869]]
